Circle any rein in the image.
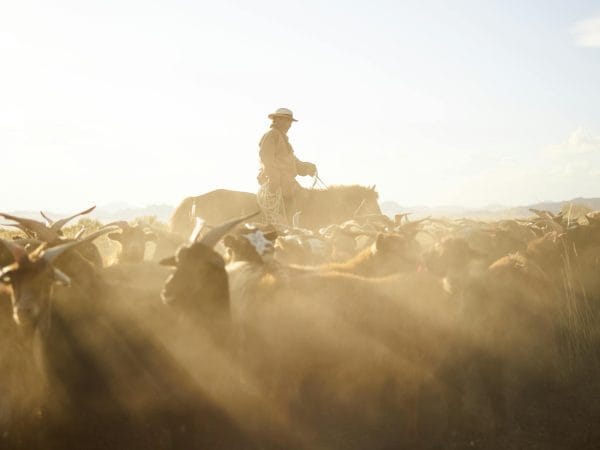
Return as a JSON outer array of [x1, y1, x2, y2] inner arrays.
[[311, 172, 329, 189]]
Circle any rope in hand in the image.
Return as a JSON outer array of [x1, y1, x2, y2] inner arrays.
[[311, 171, 329, 189]]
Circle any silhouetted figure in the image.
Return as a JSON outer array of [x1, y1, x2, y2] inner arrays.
[[257, 108, 317, 223]]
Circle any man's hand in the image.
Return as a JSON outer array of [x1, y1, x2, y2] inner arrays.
[[305, 162, 317, 177]]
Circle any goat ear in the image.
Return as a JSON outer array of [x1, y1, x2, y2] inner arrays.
[[159, 255, 177, 267]]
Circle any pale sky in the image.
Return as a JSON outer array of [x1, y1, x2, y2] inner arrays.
[[1, 0, 599, 211]]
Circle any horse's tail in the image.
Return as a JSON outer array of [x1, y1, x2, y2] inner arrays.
[[170, 196, 196, 237]]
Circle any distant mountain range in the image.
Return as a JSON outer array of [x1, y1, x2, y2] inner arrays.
[[380, 197, 600, 220], [3, 197, 600, 227]]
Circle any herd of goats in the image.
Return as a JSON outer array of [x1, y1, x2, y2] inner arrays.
[[0, 190, 599, 449]]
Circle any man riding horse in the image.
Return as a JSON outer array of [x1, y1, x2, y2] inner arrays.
[[257, 107, 317, 223], [169, 113, 377, 234]]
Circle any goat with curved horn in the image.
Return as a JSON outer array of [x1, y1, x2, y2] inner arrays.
[[1, 222, 36, 238], [0, 213, 58, 242], [189, 217, 206, 244], [199, 211, 261, 248], [41, 225, 118, 265], [1, 206, 96, 242], [46, 206, 96, 232]]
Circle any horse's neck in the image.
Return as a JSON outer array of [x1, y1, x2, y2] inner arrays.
[[302, 189, 355, 223]]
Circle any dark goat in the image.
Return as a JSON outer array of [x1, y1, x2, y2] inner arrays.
[[150, 227, 186, 263], [0, 228, 114, 333], [160, 212, 260, 338], [107, 221, 157, 263]]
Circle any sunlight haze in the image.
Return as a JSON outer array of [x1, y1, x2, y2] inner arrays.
[[1, 0, 599, 211]]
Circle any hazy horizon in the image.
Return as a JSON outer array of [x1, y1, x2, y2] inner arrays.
[[2, 0, 600, 211], [6, 193, 600, 216]]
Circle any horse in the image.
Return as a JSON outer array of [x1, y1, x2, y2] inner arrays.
[[170, 185, 381, 237]]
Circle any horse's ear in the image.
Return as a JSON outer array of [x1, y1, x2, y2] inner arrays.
[[370, 184, 376, 191]]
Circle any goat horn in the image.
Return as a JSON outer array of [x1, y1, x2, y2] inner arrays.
[[74, 228, 87, 240], [200, 211, 260, 248], [1, 223, 35, 238], [49, 206, 96, 232], [28, 242, 48, 261], [41, 225, 118, 264], [292, 211, 302, 228], [53, 267, 71, 286], [0, 262, 20, 278], [0, 213, 58, 242], [40, 211, 53, 226], [189, 217, 206, 244], [0, 238, 30, 266]]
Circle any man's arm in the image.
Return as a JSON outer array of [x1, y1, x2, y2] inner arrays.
[[295, 157, 317, 177]]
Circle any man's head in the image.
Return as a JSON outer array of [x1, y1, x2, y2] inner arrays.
[[268, 107, 297, 133]]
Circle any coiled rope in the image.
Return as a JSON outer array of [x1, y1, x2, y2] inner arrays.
[[257, 182, 287, 225], [258, 172, 328, 225]]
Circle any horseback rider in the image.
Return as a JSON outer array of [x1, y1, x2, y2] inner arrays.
[[257, 108, 317, 222]]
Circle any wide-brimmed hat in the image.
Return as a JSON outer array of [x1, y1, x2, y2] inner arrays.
[[268, 107, 298, 122]]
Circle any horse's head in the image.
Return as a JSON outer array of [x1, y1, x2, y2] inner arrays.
[[352, 184, 381, 216], [296, 184, 381, 230]]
